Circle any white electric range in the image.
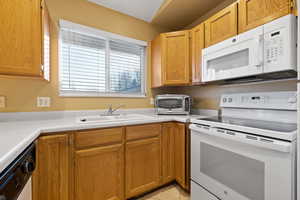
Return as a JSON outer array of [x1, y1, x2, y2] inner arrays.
[[190, 91, 297, 200]]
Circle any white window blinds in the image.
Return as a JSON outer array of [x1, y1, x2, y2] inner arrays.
[[109, 40, 145, 93], [59, 21, 146, 97]]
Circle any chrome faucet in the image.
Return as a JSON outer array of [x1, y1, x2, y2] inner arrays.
[[105, 104, 125, 116]]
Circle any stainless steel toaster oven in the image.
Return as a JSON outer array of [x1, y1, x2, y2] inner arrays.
[[155, 94, 192, 115]]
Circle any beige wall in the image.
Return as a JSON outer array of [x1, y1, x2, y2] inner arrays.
[[0, 0, 169, 112], [179, 1, 297, 110], [1, 0, 296, 113], [164, 80, 297, 110]]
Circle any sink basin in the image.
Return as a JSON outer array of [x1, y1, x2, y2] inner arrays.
[[77, 114, 154, 124]]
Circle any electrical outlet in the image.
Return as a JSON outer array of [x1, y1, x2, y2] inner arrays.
[[150, 98, 154, 105], [0, 96, 6, 108], [37, 97, 51, 107]]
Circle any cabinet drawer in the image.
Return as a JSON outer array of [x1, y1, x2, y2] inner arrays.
[[126, 124, 161, 141], [75, 128, 124, 148]]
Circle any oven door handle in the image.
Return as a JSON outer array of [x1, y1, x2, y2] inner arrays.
[[190, 124, 292, 153]]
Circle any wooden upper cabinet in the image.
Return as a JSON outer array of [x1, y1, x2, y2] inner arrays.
[[191, 23, 205, 84], [204, 3, 238, 47], [238, 0, 294, 33], [151, 35, 163, 88], [151, 31, 190, 87], [0, 0, 50, 79], [162, 31, 190, 85], [32, 134, 70, 200], [126, 137, 161, 198], [41, 0, 51, 81], [74, 144, 124, 200]]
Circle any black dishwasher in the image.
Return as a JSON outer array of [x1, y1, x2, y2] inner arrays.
[[0, 143, 36, 200]]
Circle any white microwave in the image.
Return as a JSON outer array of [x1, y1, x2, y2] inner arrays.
[[202, 14, 297, 82]]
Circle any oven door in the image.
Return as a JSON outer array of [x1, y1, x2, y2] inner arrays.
[[202, 26, 263, 82], [191, 127, 295, 200]]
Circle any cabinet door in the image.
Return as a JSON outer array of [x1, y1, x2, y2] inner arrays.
[[0, 0, 42, 77], [41, 1, 50, 81], [161, 123, 175, 184], [151, 36, 163, 88], [191, 23, 205, 84], [238, 0, 292, 33], [162, 31, 190, 85], [204, 3, 238, 47], [74, 144, 124, 200], [126, 138, 161, 198], [32, 134, 70, 200], [174, 123, 187, 189]]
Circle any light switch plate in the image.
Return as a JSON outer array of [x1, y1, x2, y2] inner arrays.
[[37, 97, 51, 107], [0, 96, 6, 108]]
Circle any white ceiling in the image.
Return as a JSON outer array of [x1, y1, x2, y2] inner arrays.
[[87, 0, 164, 22]]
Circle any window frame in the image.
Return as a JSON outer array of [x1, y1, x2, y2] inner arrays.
[[58, 20, 147, 98]]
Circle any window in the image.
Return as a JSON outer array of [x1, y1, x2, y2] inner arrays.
[[59, 20, 146, 97]]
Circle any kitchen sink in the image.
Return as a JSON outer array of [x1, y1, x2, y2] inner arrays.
[[77, 114, 154, 123]]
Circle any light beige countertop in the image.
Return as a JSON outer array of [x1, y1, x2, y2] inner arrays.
[[0, 109, 212, 174]]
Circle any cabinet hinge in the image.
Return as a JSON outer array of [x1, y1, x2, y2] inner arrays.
[[41, 0, 44, 9], [290, 0, 295, 9]]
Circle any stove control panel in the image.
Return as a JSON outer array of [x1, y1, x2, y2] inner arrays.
[[220, 92, 297, 110]]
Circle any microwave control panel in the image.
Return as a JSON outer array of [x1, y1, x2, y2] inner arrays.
[[265, 30, 284, 64], [263, 14, 296, 72]]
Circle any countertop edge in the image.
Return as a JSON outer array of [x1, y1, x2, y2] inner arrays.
[[0, 115, 202, 174]]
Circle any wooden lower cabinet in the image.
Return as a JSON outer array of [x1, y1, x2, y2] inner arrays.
[[74, 144, 124, 200], [33, 123, 189, 200], [174, 123, 188, 189], [161, 123, 175, 184], [125, 137, 161, 198], [32, 134, 70, 200], [161, 122, 189, 190]]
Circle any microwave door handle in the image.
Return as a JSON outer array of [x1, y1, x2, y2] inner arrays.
[[254, 34, 264, 67]]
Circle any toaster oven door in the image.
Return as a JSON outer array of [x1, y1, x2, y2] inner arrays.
[[156, 98, 183, 109], [156, 98, 187, 114]]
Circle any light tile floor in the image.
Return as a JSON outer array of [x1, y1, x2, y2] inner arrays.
[[137, 184, 190, 200]]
